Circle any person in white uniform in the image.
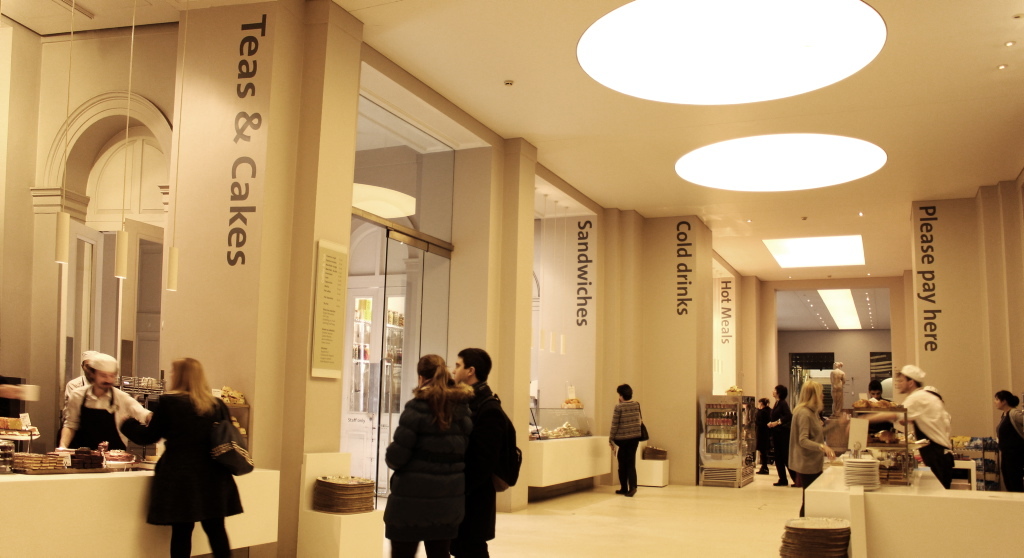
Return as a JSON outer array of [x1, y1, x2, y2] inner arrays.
[[59, 353, 151, 450], [871, 365, 953, 488]]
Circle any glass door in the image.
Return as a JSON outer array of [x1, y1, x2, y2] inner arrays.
[[342, 218, 451, 496]]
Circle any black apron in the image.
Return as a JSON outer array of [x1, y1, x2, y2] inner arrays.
[[69, 389, 127, 451], [911, 396, 952, 489]]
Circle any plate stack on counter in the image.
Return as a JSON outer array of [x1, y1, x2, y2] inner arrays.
[[844, 457, 881, 490], [780, 517, 851, 558], [312, 476, 375, 514]]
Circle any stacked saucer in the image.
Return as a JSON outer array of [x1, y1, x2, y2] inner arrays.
[[780, 517, 851, 558], [312, 476, 375, 514], [844, 457, 881, 490]]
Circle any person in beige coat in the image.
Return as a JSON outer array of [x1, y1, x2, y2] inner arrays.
[[789, 380, 837, 517]]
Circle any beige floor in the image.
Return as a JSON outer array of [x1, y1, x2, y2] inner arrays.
[[387, 472, 804, 557]]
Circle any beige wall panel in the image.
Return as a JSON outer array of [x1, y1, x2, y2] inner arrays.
[[1, 21, 40, 390], [997, 181, 1024, 392], [448, 146, 496, 357], [640, 216, 713, 485], [978, 187, 1010, 393], [740, 275, 761, 396], [35, 25, 177, 191], [909, 199, 991, 436]]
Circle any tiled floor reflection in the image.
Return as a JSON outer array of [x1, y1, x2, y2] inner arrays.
[[384, 472, 803, 557]]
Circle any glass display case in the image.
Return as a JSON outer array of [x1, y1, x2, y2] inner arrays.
[[699, 395, 756, 488], [529, 408, 592, 439]]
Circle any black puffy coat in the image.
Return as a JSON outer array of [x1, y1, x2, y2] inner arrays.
[[384, 383, 474, 542], [120, 394, 242, 525]]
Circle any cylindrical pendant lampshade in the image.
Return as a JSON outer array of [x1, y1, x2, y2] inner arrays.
[[55, 211, 71, 264], [166, 246, 179, 291], [114, 230, 128, 279]]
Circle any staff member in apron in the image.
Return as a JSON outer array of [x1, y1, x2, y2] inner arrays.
[[870, 365, 954, 488], [59, 353, 150, 450]]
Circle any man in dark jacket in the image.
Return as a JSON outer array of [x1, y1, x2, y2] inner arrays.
[[451, 348, 504, 558]]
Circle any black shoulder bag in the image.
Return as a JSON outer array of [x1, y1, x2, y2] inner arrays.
[[210, 401, 254, 476]]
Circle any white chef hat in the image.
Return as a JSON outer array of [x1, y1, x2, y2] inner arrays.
[[82, 351, 118, 373], [899, 364, 925, 383]]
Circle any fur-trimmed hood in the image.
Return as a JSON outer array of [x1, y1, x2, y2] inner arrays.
[[412, 381, 475, 401]]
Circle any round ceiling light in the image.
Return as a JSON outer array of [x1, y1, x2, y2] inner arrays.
[[577, 0, 887, 105], [675, 134, 887, 191]]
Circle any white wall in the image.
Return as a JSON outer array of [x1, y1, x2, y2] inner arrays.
[[776, 329, 893, 400]]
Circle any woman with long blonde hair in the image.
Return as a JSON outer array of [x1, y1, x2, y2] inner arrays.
[[789, 380, 837, 517], [384, 354, 474, 558], [121, 358, 242, 558]]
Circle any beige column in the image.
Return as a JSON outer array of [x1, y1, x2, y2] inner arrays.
[[640, 216, 714, 485], [158, 0, 361, 554], [739, 275, 762, 395], [492, 138, 536, 512], [2, 19, 45, 435]]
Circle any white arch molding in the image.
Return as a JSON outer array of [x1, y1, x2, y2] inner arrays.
[[42, 91, 172, 199]]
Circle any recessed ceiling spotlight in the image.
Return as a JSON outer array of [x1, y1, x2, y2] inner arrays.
[[1007, 41, 1017, 47], [858, 212, 864, 216], [677, 134, 886, 191], [999, 64, 1009, 70], [577, 0, 887, 105], [746, 219, 752, 223]]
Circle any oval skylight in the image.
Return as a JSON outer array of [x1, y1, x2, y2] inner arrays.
[[675, 134, 887, 191], [577, 0, 887, 105]]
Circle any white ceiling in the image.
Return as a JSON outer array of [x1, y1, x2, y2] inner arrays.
[[5, 0, 1012, 331]]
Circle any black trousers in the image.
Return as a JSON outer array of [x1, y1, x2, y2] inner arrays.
[[795, 471, 822, 517], [773, 437, 790, 483], [918, 441, 953, 489], [391, 539, 451, 558], [614, 438, 641, 491], [450, 538, 489, 558], [170, 519, 230, 558], [1001, 451, 1024, 492]]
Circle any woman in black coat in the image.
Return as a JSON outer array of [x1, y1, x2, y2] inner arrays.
[[384, 354, 474, 558], [755, 397, 772, 475], [121, 358, 242, 558], [767, 385, 793, 487]]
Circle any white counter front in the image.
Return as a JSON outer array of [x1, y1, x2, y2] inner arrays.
[[0, 468, 279, 557], [805, 465, 1024, 558], [528, 436, 611, 487]]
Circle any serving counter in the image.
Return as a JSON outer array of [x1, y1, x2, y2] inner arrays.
[[527, 436, 611, 487], [0, 468, 279, 557], [805, 465, 1024, 558]]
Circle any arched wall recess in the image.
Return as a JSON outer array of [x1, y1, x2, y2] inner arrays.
[[85, 126, 169, 232], [41, 92, 171, 202]]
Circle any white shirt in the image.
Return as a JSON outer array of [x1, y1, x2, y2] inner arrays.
[[63, 384, 151, 447], [903, 387, 951, 449], [63, 374, 87, 411]]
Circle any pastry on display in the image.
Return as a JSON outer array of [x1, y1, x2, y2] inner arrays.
[[220, 386, 247, 405], [561, 398, 583, 409], [853, 399, 899, 409]]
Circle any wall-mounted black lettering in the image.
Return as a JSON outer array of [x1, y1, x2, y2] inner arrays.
[[916, 205, 940, 350], [576, 220, 593, 326], [675, 221, 693, 315]]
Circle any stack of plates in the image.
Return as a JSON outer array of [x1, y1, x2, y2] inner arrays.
[[780, 517, 851, 558], [312, 476, 375, 514], [844, 457, 881, 490]]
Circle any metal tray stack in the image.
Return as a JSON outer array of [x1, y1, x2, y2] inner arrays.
[[312, 476, 375, 514]]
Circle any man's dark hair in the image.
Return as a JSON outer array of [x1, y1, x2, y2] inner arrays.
[[458, 348, 492, 382], [616, 384, 633, 401], [775, 385, 788, 400], [868, 380, 883, 393], [996, 390, 1020, 408]]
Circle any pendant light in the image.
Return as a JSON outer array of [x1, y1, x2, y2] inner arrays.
[[54, 0, 77, 265], [114, 0, 139, 280], [165, 0, 190, 291]]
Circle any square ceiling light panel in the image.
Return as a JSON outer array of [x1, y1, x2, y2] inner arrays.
[[763, 235, 865, 268], [818, 289, 862, 329], [577, 0, 886, 105]]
